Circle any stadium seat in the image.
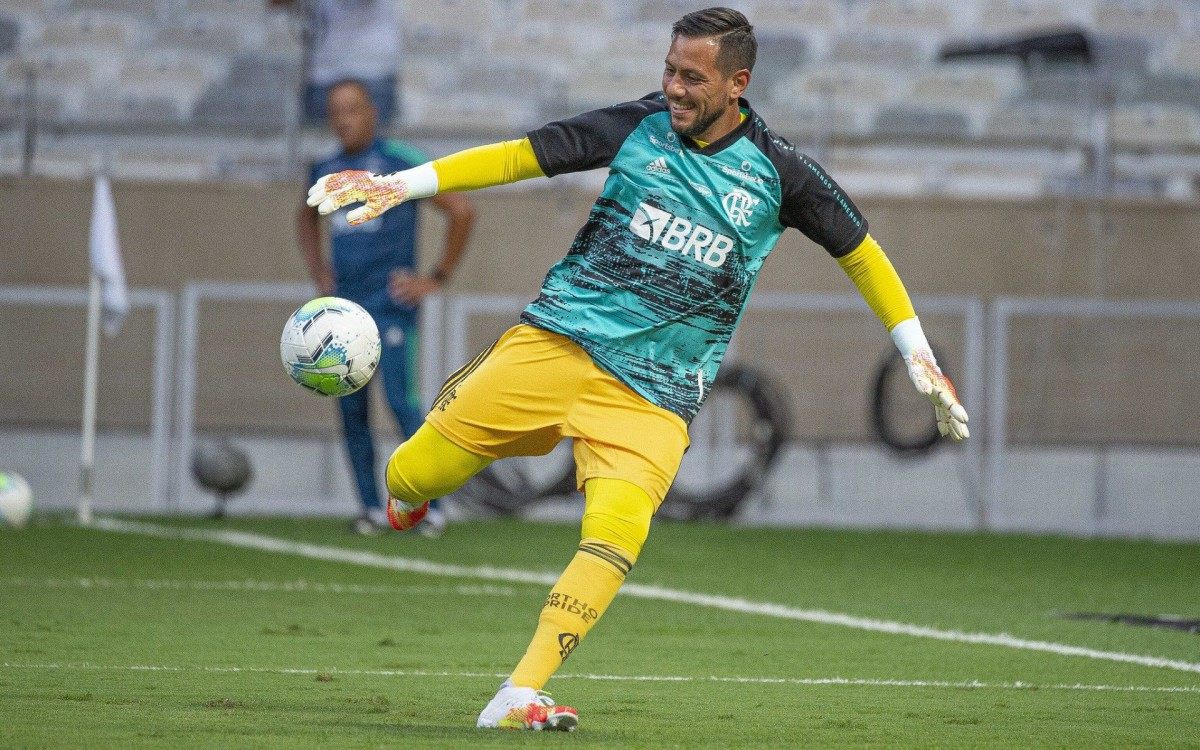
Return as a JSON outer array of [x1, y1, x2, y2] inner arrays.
[[598, 26, 666, 70], [872, 104, 973, 140], [1090, 0, 1182, 35], [862, 0, 956, 32], [489, 25, 581, 68], [633, 0, 709, 24], [404, 91, 538, 134], [1157, 36, 1200, 77], [85, 93, 192, 125], [563, 60, 656, 112], [911, 63, 1024, 106], [39, 11, 145, 50], [775, 64, 914, 106], [828, 34, 931, 66], [261, 11, 302, 57], [456, 60, 560, 99], [1024, 68, 1103, 105], [67, 0, 149, 12], [0, 89, 21, 128], [192, 80, 289, 128], [121, 50, 227, 90], [4, 0, 52, 14], [180, 0, 265, 19], [1130, 74, 1200, 108], [227, 52, 298, 90], [517, 0, 615, 24], [402, 0, 496, 31], [0, 16, 20, 56], [155, 14, 260, 54], [748, 0, 842, 33], [1109, 103, 1200, 149], [746, 33, 809, 99], [984, 103, 1090, 145], [978, 0, 1072, 35], [762, 96, 878, 139], [401, 26, 480, 60], [26, 49, 117, 87]]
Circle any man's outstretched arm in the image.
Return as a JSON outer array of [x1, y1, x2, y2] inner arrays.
[[307, 139, 545, 225], [838, 234, 970, 441]]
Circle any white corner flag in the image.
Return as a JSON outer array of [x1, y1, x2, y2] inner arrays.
[[89, 173, 129, 337], [80, 171, 127, 524]]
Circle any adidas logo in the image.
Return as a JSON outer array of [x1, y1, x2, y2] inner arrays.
[[645, 157, 671, 175]]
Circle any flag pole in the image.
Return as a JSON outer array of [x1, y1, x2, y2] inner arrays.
[[79, 271, 101, 525]]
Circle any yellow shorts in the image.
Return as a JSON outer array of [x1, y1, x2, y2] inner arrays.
[[425, 324, 690, 506]]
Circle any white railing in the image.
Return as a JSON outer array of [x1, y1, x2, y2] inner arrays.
[[986, 296, 1200, 531], [0, 285, 174, 509], [10, 281, 1199, 534]]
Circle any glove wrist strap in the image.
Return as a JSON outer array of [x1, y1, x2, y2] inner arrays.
[[382, 162, 438, 200], [890, 316, 930, 358]]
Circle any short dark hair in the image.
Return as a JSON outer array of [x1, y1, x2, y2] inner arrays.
[[672, 7, 756, 75], [327, 78, 376, 107]]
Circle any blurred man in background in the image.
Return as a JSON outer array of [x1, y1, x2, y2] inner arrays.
[[271, 0, 401, 124], [297, 78, 475, 536]]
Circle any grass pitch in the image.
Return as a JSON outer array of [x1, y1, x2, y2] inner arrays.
[[2, 516, 1198, 748]]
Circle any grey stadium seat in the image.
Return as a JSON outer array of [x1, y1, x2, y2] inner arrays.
[[872, 105, 972, 140]]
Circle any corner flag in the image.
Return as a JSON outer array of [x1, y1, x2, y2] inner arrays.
[[80, 171, 128, 524], [88, 174, 128, 337]]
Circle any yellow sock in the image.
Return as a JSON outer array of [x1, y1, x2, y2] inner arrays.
[[509, 478, 654, 690]]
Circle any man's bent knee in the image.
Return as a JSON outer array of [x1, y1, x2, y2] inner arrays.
[[385, 423, 491, 503]]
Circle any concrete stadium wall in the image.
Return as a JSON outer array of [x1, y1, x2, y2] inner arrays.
[[1, 175, 1198, 445]]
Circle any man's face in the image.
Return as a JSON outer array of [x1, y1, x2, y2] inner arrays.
[[662, 34, 745, 142], [327, 83, 377, 153]]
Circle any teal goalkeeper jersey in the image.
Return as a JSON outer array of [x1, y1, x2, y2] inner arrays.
[[523, 93, 868, 423]]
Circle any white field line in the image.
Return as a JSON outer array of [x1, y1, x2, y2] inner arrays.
[[90, 518, 1200, 676], [0, 577, 517, 598], [2, 661, 1199, 695]]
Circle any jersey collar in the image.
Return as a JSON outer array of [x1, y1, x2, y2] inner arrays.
[[685, 98, 755, 156]]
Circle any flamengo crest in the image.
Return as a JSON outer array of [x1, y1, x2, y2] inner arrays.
[[722, 188, 759, 227]]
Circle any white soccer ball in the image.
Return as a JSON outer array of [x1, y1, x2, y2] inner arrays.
[[280, 297, 381, 397], [0, 472, 32, 529]]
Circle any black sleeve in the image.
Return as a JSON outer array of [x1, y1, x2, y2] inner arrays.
[[527, 93, 666, 177], [777, 152, 869, 258]]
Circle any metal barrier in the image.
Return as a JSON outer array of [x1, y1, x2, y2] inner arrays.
[[986, 296, 1200, 531], [0, 284, 174, 509], [9, 281, 1200, 534]]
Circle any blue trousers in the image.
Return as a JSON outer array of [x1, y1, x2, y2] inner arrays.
[[338, 314, 427, 513]]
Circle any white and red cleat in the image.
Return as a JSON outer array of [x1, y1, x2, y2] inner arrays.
[[477, 680, 578, 731], [385, 496, 429, 532]]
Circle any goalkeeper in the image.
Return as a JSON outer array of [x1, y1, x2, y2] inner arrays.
[[308, 6, 969, 732]]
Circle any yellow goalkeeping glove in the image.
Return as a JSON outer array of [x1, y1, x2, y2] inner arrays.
[[890, 318, 970, 441], [307, 164, 438, 225]]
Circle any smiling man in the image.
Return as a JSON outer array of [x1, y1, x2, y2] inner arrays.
[[307, 7, 968, 731]]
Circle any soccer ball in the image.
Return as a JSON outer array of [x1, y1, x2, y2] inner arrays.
[[0, 472, 32, 528], [280, 297, 381, 397]]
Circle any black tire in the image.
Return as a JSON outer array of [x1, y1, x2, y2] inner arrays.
[[870, 350, 941, 456], [657, 364, 791, 521]]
